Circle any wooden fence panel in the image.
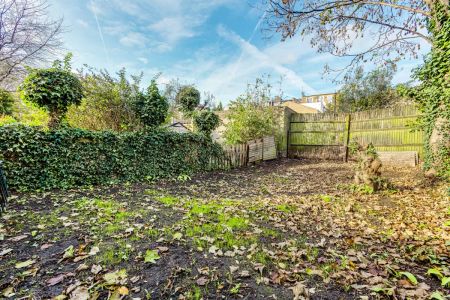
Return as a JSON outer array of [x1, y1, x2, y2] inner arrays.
[[289, 112, 347, 159], [211, 136, 277, 170], [288, 105, 424, 160], [263, 136, 277, 160], [349, 106, 424, 157]]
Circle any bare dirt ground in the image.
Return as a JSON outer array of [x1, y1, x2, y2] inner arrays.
[[0, 159, 449, 299]]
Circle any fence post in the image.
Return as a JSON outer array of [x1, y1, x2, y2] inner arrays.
[[343, 114, 351, 162]]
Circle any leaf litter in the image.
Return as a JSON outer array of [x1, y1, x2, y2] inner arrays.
[[0, 159, 448, 299]]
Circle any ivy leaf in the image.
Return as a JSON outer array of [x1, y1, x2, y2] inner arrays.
[[441, 277, 450, 287], [144, 250, 160, 264], [399, 271, 418, 285]]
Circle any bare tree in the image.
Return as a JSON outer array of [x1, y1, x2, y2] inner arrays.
[[0, 0, 63, 89], [263, 0, 436, 78]]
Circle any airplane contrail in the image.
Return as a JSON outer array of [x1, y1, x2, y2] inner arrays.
[[229, 8, 267, 80], [90, 0, 111, 68]]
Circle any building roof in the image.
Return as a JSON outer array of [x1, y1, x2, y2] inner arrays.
[[280, 101, 319, 113], [165, 122, 191, 132]]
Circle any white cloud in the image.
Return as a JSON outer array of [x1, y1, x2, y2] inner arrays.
[[76, 19, 89, 28], [214, 25, 317, 96], [119, 32, 148, 47], [138, 57, 149, 64], [149, 17, 197, 45]]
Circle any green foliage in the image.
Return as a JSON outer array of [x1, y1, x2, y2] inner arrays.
[[332, 65, 404, 113], [67, 67, 142, 132], [176, 86, 200, 113], [400, 3, 450, 178], [134, 80, 169, 128], [144, 250, 160, 263], [193, 110, 220, 135], [215, 101, 224, 111], [19, 54, 83, 128], [0, 124, 224, 191], [0, 115, 16, 126], [0, 89, 14, 116], [224, 96, 281, 144]]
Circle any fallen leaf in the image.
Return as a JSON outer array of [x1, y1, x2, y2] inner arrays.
[[47, 274, 65, 286], [8, 234, 27, 242], [15, 260, 35, 269], [290, 282, 309, 300], [70, 286, 89, 300], [117, 286, 129, 295], [104, 269, 127, 285], [91, 264, 102, 274], [0, 248, 12, 256], [196, 277, 208, 286], [63, 245, 75, 259], [173, 232, 183, 240], [144, 250, 160, 263], [88, 246, 99, 256]]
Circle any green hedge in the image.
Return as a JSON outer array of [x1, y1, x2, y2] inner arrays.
[[0, 124, 224, 191]]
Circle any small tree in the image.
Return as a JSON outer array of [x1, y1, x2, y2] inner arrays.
[[134, 80, 169, 128], [330, 65, 404, 113], [0, 89, 14, 116], [194, 110, 220, 135], [176, 86, 200, 114], [215, 101, 224, 111], [19, 54, 83, 128]]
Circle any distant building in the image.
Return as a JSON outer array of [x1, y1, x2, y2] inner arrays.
[[299, 93, 336, 112], [270, 96, 320, 113]]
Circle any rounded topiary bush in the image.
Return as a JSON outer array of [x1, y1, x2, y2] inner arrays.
[[194, 110, 220, 135], [176, 86, 200, 113], [19, 55, 83, 128]]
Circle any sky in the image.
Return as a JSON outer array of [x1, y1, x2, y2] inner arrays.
[[48, 0, 430, 105]]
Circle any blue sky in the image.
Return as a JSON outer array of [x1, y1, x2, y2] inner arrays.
[[48, 0, 430, 105]]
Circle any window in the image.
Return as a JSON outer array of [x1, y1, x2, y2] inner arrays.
[[327, 95, 334, 103], [318, 96, 324, 103], [307, 97, 313, 103]]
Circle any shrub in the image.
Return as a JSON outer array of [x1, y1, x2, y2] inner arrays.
[[224, 96, 281, 144], [19, 54, 83, 128], [176, 86, 200, 113], [0, 115, 17, 126], [194, 111, 220, 135], [67, 67, 142, 132], [0, 89, 14, 116], [134, 80, 169, 128], [0, 124, 224, 191]]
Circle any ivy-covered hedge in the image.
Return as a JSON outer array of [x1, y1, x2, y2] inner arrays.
[[0, 124, 224, 191]]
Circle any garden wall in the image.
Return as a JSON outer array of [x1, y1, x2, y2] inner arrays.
[[0, 124, 223, 191]]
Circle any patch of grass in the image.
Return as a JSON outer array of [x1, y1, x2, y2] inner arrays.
[[97, 241, 132, 265], [253, 250, 272, 264], [276, 204, 296, 213], [261, 227, 280, 238], [185, 285, 202, 300], [220, 216, 248, 230], [320, 194, 334, 203], [144, 189, 160, 196], [155, 195, 178, 206]]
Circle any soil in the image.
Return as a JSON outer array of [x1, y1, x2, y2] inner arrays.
[[0, 159, 448, 300]]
